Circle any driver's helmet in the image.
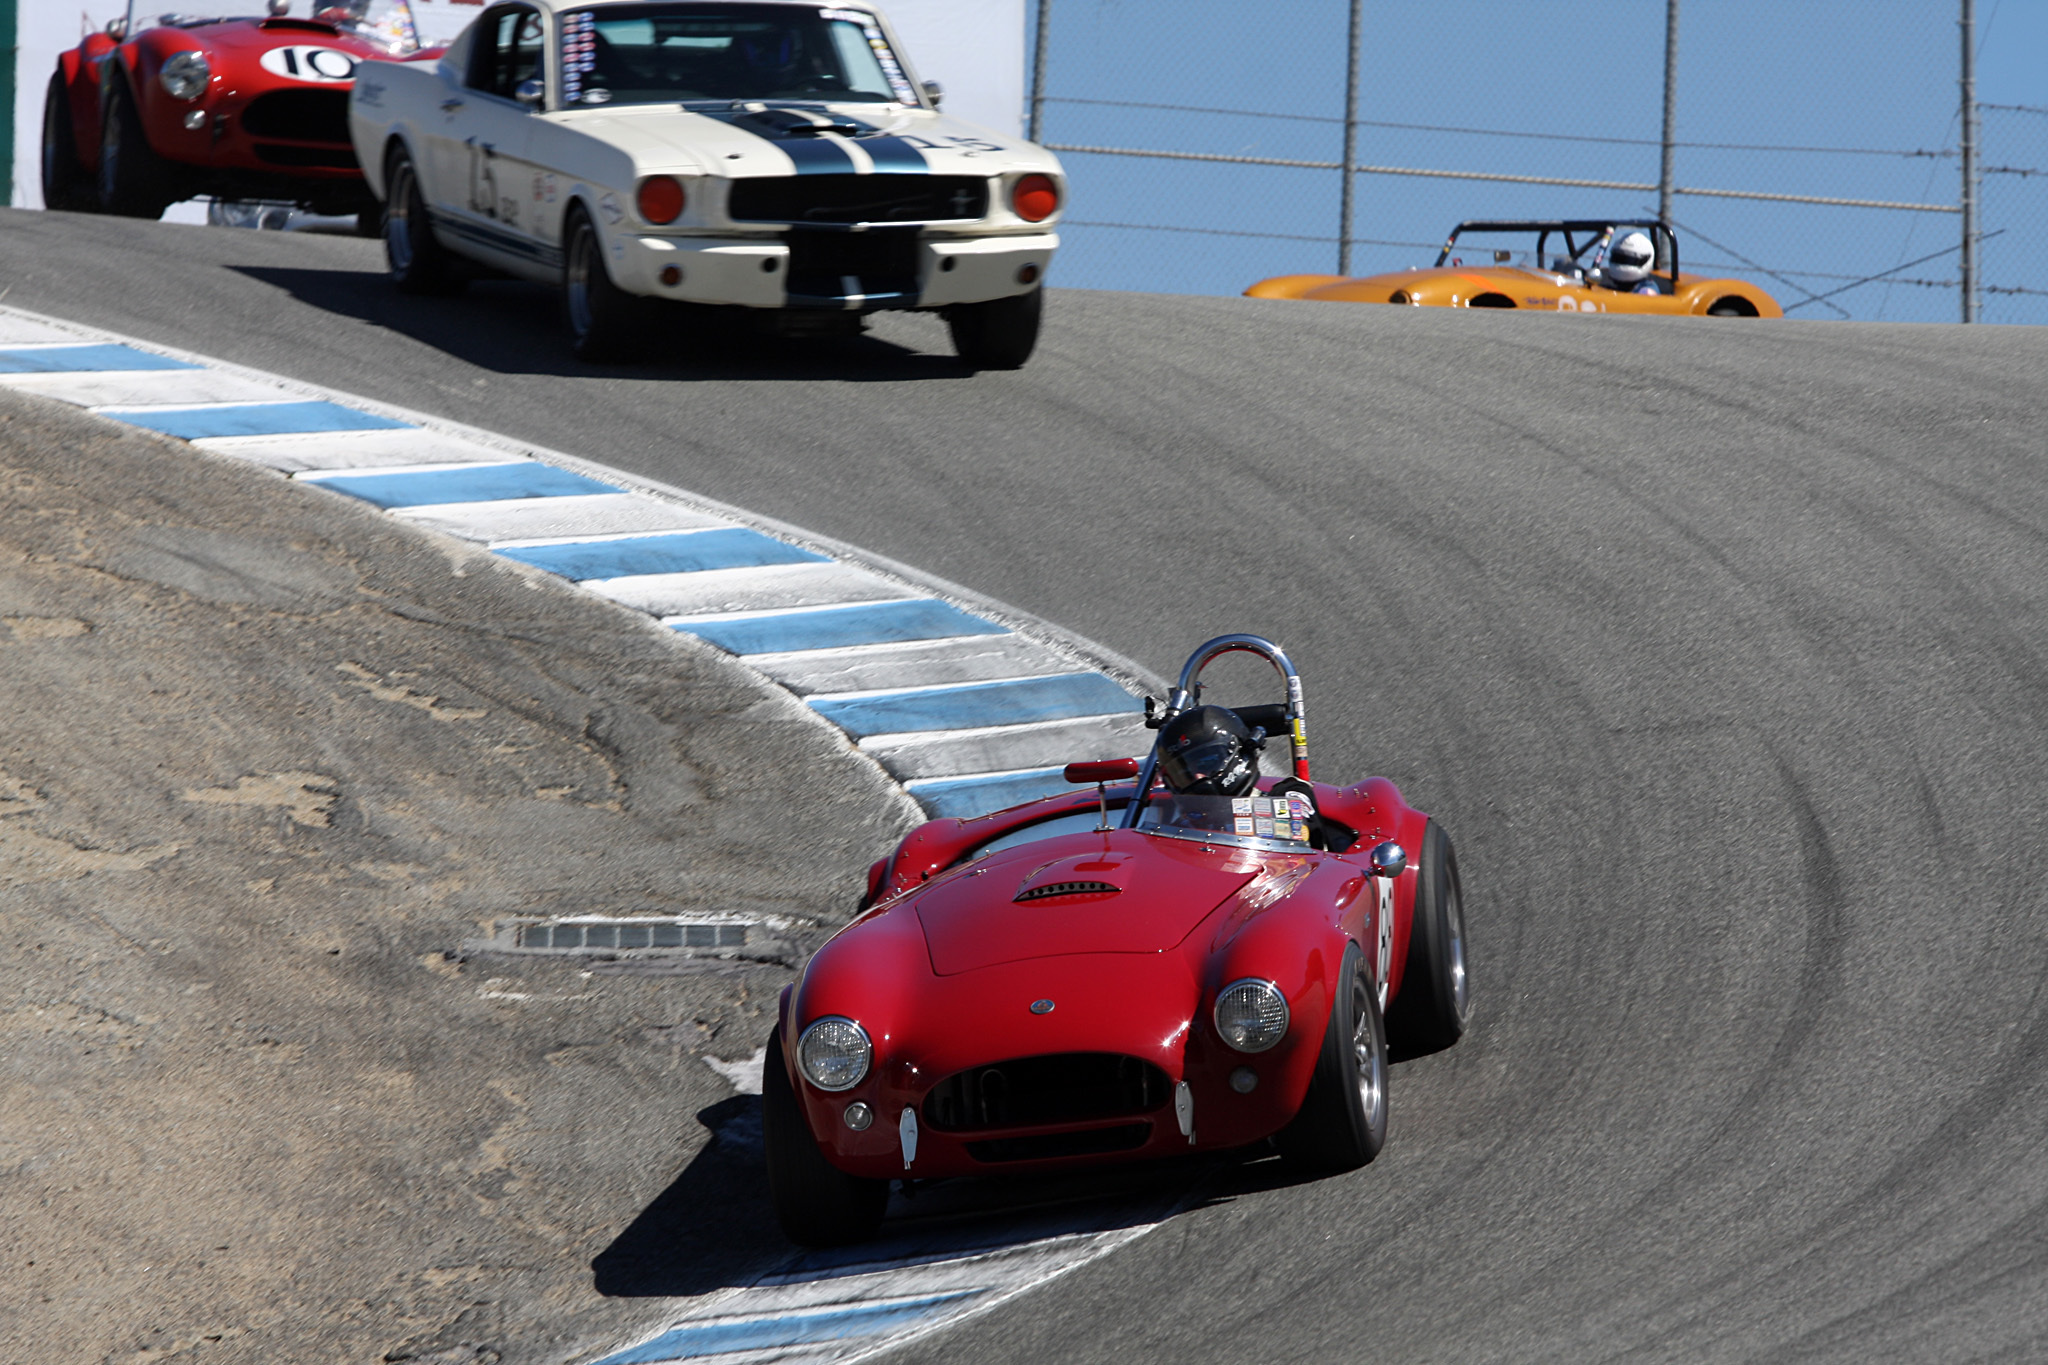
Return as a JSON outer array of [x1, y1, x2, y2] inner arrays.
[[1605, 230, 1655, 286], [735, 27, 800, 75], [1156, 706, 1261, 798]]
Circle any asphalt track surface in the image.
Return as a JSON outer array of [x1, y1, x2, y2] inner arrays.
[[7, 209, 2048, 1362]]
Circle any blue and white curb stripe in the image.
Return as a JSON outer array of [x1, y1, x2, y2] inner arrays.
[[0, 306, 1161, 821]]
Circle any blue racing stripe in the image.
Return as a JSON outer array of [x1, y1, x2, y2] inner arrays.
[[308, 462, 620, 509], [860, 136, 929, 173], [497, 528, 826, 580], [907, 768, 1073, 819], [0, 344, 199, 373], [99, 401, 413, 439], [590, 1292, 980, 1364], [810, 672, 1139, 740], [673, 599, 1005, 655]]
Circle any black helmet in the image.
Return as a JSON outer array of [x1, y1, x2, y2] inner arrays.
[[1156, 705, 1261, 797]]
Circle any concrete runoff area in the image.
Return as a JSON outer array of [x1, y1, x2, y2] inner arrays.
[[0, 387, 920, 1365], [6, 209, 2048, 1361]]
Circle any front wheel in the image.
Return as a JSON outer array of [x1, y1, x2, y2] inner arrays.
[[98, 80, 178, 218], [562, 208, 648, 362], [41, 74, 96, 212], [1277, 943, 1389, 1173], [947, 287, 1042, 369], [384, 147, 465, 296], [1384, 819, 1470, 1058], [761, 1028, 889, 1247]]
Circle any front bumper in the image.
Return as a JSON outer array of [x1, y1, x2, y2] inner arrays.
[[611, 231, 1059, 311]]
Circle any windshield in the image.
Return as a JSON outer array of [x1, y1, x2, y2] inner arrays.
[[559, 3, 916, 107], [1438, 229, 1588, 274], [1135, 791, 1314, 853], [315, 0, 422, 53]]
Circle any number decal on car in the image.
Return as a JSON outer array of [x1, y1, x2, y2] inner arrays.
[[257, 46, 359, 83]]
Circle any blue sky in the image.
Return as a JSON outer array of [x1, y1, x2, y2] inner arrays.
[[1026, 1, 2046, 324]]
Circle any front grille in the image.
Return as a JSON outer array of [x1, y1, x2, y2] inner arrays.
[[967, 1123, 1152, 1163], [254, 144, 357, 168], [242, 89, 350, 143], [730, 174, 987, 225], [922, 1052, 1172, 1133], [783, 227, 919, 305]]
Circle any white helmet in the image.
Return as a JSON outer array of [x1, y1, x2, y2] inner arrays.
[[1606, 230, 1655, 285]]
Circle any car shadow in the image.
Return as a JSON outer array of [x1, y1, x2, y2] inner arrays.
[[591, 1095, 1212, 1300], [228, 265, 985, 384]]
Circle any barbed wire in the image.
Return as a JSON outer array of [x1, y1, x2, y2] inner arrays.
[[1045, 96, 1961, 159], [1980, 103, 2048, 116]]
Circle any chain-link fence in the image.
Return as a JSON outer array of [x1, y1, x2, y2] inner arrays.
[[1025, 0, 2045, 325]]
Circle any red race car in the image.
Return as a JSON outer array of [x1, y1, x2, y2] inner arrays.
[[42, 1, 432, 224], [764, 634, 1472, 1245]]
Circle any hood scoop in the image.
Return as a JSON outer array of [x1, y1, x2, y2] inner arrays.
[[1015, 880, 1120, 903]]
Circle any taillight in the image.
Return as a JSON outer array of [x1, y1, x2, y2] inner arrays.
[[636, 176, 685, 225], [1011, 173, 1059, 223]]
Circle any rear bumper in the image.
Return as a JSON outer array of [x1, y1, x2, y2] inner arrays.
[[612, 231, 1058, 311]]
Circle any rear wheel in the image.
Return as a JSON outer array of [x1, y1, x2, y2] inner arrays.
[[1385, 819, 1471, 1057], [384, 146, 465, 296], [563, 206, 649, 362], [761, 1028, 889, 1247], [98, 79, 179, 218], [1706, 297, 1758, 317], [947, 287, 1042, 369], [41, 73, 97, 212], [1277, 943, 1388, 1173]]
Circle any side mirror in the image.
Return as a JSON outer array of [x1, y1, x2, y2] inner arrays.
[[1064, 757, 1138, 785], [1368, 841, 1406, 878], [921, 79, 944, 108], [514, 78, 544, 107], [267, 0, 290, 14]]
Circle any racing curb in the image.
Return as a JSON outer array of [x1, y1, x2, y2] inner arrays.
[[0, 303, 1167, 823]]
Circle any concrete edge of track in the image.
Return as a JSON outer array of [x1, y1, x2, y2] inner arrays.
[[0, 303, 1169, 829]]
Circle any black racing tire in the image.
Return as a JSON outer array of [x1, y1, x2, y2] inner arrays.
[[761, 1028, 889, 1247], [384, 146, 466, 296], [946, 287, 1042, 369], [1385, 819, 1471, 1058], [1706, 297, 1759, 318], [97, 78, 179, 219], [562, 206, 649, 362], [1276, 942, 1389, 1173], [42, 73, 98, 212]]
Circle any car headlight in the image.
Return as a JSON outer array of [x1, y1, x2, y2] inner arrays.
[[161, 50, 211, 101], [1214, 978, 1289, 1053], [797, 1016, 872, 1091]]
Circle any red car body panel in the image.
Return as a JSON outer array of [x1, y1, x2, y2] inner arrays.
[[53, 15, 435, 210], [775, 771, 1431, 1181]]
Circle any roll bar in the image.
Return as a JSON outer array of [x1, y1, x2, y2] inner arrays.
[[1121, 634, 1308, 828]]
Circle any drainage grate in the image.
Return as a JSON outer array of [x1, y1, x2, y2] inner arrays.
[[514, 920, 750, 952]]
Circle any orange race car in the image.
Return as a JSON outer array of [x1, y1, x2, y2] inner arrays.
[[1246, 219, 1781, 318]]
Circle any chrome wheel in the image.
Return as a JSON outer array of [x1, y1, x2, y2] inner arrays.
[[1351, 976, 1387, 1133]]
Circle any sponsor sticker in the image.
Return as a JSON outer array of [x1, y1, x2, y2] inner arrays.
[[1231, 797, 1253, 815], [1254, 816, 1275, 837], [1234, 817, 1255, 835]]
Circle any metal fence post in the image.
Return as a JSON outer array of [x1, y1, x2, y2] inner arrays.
[[1959, 0, 1979, 323], [1338, 0, 1361, 275], [1027, 0, 1051, 144], [1659, 0, 1680, 224]]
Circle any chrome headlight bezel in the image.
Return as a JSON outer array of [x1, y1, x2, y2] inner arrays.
[[1214, 978, 1290, 1053], [160, 50, 211, 101], [796, 1015, 872, 1092]]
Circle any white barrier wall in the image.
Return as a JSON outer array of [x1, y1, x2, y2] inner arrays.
[[8, 0, 1023, 211]]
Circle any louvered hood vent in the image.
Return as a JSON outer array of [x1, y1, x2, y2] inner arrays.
[[1014, 880, 1121, 903]]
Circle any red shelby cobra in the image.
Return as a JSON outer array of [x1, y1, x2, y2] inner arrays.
[[765, 634, 1472, 1245], [42, 1, 432, 223]]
